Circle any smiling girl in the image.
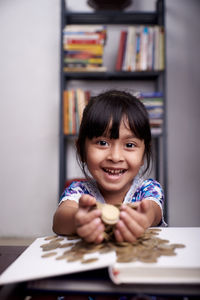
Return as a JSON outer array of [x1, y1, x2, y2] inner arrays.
[[53, 90, 165, 243]]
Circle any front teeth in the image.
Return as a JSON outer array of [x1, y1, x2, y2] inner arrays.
[[104, 168, 125, 175]]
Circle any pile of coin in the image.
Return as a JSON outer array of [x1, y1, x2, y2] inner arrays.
[[41, 228, 185, 264]]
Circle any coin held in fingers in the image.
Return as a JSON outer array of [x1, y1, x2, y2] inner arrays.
[[101, 204, 120, 225]]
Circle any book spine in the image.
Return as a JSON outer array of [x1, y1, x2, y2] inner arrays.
[[140, 26, 149, 71], [115, 31, 127, 71], [63, 90, 69, 135]]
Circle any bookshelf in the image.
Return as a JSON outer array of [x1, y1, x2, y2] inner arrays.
[[59, 0, 167, 220]]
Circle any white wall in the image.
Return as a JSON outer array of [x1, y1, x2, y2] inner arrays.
[[166, 0, 200, 226], [0, 0, 199, 238], [0, 0, 60, 237]]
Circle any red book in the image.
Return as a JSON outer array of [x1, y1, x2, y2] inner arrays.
[[115, 31, 127, 71]]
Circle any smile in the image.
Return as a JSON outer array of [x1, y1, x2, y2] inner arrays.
[[102, 168, 126, 175]]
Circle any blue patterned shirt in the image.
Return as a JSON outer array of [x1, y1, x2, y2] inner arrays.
[[60, 176, 166, 226]]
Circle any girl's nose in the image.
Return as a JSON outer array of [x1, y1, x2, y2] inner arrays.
[[107, 144, 124, 162]]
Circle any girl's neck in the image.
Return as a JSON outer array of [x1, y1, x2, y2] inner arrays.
[[99, 189, 128, 205]]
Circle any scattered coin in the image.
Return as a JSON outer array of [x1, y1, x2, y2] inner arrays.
[[44, 235, 58, 241], [59, 242, 74, 248], [41, 241, 61, 251], [40, 228, 185, 265], [42, 252, 57, 258], [81, 258, 99, 264]]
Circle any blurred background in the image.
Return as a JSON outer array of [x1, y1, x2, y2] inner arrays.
[[0, 0, 199, 239]]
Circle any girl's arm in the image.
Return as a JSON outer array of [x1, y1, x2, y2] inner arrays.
[[52, 200, 78, 235], [52, 194, 105, 243]]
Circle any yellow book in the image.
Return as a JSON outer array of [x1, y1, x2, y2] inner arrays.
[[64, 44, 103, 55], [63, 90, 69, 134]]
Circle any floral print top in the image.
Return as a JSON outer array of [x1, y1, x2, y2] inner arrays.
[[60, 175, 166, 226]]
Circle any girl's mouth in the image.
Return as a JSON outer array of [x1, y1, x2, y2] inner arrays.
[[102, 168, 126, 176]]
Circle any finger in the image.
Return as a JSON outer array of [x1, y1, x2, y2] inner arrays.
[[94, 232, 105, 244], [114, 228, 124, 243], [79, 194, 97, 208], [85, 223, 105, 243], [75, 207, 101, 227], [115, 219, 138, 243], [121, 205, 149, 229], [76, 217, 102, 238], [120, 210, 146, 239]]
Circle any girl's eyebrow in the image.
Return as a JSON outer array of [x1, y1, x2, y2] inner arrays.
[[121, 134, 137, 139]]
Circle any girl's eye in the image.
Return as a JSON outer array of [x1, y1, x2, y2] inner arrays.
[[97, 140, 108, 146], [126, 142, 135, 148]]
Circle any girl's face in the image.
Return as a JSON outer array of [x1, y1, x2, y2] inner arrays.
[[85, 119, 145, 201]]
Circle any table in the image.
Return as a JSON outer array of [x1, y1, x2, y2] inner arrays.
[[0, 232, 200, 299]]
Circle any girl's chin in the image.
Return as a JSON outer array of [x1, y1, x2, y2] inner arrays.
[[98, 180, 131, 194]]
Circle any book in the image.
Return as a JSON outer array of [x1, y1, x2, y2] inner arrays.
[[140, 26, 149, 71], [0, 228, 200, 286], [136, 91, 164, 134], [63, 66, 107, 72], [63, 90, 69, 134], [63, 89, 90, 135], [115, 26, 165, 72], [63, 25, 107, 72], [123, 27, 136, 71], [115, 31, 127, 71]]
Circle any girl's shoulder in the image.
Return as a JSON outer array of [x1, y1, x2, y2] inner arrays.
[[136, 178, 164, 203], [60, 179, 104, 203], [63, 180, 90, 195], [140, 178, 163, 191], [125, 177, 164, 204]]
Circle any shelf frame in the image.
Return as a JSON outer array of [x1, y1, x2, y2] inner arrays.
[[64, 11, 159, 25], [59, 0, 168, 222]]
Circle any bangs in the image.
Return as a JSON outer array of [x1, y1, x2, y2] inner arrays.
[[83, 93, 147, 141], [84, 100, 123, 139]]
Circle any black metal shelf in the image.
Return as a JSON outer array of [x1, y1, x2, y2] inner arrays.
[[64, 71, 163, 80], [60, 0, 167, 222], [65, 11, 159, 25]]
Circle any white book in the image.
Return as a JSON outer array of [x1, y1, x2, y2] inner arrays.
[[0, 228, 200, 286]]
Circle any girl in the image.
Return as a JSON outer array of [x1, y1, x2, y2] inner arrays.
[[53, 90, 165, 244]]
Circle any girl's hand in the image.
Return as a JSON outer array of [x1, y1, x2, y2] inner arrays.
[[75, 194, 105, 244], [114, 200, 153, 243]]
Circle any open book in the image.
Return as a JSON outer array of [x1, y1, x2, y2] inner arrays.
[[0, 227, 200, 285]]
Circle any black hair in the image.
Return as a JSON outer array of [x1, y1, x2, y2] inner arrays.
[[76, 89, 152, 176]]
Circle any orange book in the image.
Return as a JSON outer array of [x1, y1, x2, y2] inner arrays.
[[63, 90, 69, 135]]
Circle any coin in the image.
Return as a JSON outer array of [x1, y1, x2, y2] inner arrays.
[[42, 252, 57, 258], [40, 228, 186, 265], [101, 204, 120, 225]]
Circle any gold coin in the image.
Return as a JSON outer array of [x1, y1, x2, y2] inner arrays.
[[81, 258, 99, 264], [41, 252, 57, 258], [101, 204, 120, 225]]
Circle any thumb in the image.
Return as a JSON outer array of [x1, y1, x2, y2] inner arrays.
[[79, 194, 96, 209]]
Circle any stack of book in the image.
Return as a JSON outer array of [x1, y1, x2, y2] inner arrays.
[[116, 26, 164, 71], [63, 89, 90, 135], [137, 92, 164, 135], [63, 25, 107, 72]]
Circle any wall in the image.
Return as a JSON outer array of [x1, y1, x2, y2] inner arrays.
[[0, 0, 199, 238], [0, 0, 60, 237], [167, 0, 200, 226]]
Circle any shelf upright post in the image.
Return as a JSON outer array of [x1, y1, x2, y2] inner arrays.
[[59, 0, 66, 199], [157, 0, 168, 222]]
